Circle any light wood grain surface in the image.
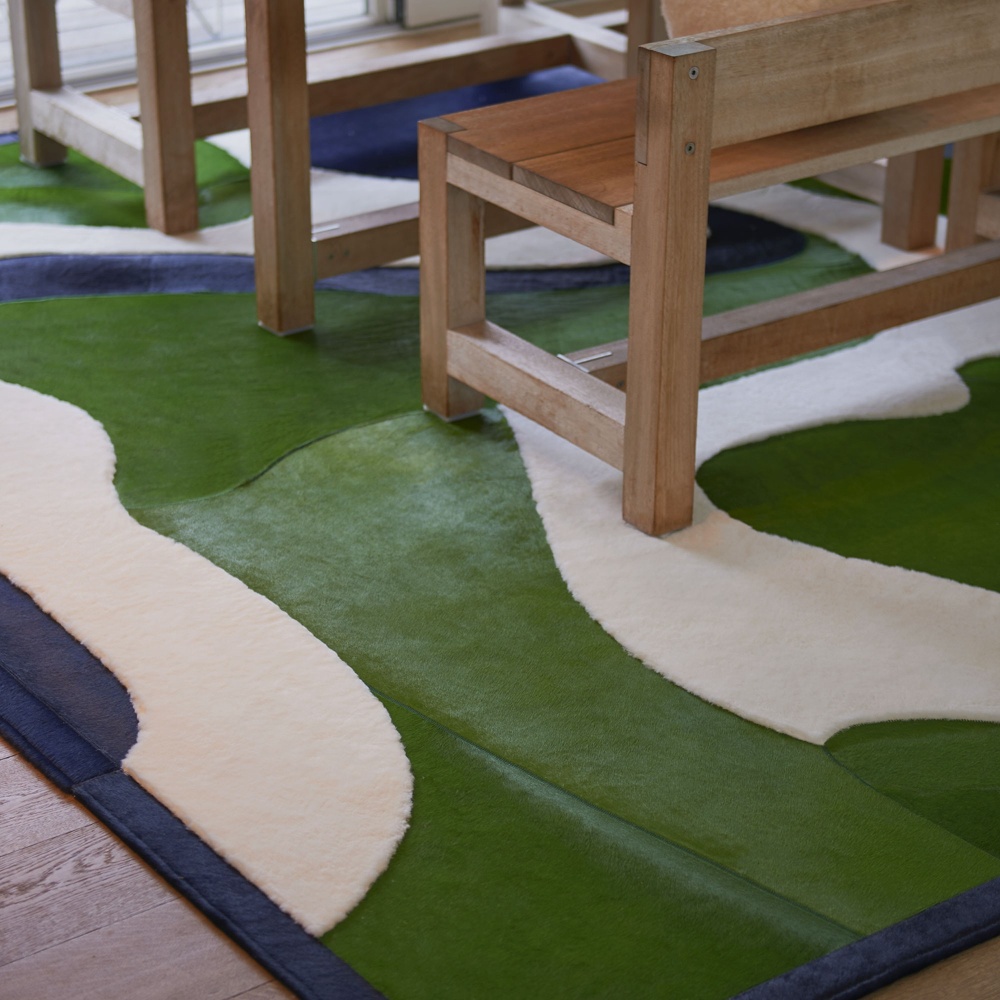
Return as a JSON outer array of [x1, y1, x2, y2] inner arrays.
[[0, 737, 295, 1000]]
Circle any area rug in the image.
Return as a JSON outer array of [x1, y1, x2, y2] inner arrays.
[[0, 104, 998, 998]]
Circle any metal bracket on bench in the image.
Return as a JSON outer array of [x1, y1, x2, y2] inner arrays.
[[556, 350, 612, 371]]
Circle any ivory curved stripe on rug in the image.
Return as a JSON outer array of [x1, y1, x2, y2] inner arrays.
[[0, 380, 412, 935], [0, 147, 609, 269], [507, 299, 1000, 745]]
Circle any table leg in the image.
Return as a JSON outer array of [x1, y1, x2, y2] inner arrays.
[[246, 0, 316, 334], [134, 0, 199, 234], [7, 0, 66, 166]]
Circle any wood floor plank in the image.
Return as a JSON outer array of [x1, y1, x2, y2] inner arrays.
[[868, 934, 1000, 999], [0, 754, 90, 858], [0, 898, 291, 1000], [0, 740, 296, 996], [0, 821, 173, 965], [236, 982, 299, 999]]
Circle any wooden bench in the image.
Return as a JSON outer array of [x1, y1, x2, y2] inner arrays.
[[245, 0, 654, 334], [246, 0, 941, 334], [419, 0, 1000, 534], [7, 0, 642, 246], [8, 0, 199, 234]]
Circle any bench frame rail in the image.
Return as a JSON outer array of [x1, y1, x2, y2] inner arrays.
[[420, 0, 1000, 534]]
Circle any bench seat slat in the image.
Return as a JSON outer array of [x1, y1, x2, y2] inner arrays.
[[514, 136, 635, 223], [443, 79, 635, 177], [482, 82, 1000, 224]]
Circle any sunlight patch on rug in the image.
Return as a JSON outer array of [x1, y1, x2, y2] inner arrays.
[[506, 299, 1000, 745], [0, 380, 412, 934]]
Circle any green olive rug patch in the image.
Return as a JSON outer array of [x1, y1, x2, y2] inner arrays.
[[2, 172, 999, 999]]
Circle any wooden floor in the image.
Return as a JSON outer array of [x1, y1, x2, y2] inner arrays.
[[0, 737, 296, 1000], [870, 938, 1000, 1000]]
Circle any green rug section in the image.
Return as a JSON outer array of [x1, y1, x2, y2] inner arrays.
[[134, 412, 1000, 950], [0, 233, 867, 509], [699, 355, 1000, 869], [697, 357, 1000, 593], [827, 721, 1000, 860], [328, 699, 855, 1000], [0, 292, 419, 508], [0, 140, 250, 228]]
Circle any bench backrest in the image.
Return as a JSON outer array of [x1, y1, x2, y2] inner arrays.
[[660, 0, 870, 39], [651, 0, 1000, 147]]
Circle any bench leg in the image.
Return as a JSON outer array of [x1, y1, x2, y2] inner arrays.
[[626, 0, 667, 76], [480, 0, 501, 37], [946, 134, 998, 252], [134, 0, 198, 234], [623, 44, 713, 535], [419, 120, 486, 419], [978, 136, 1000, 241], [7, 0, 65, 166], [246, 0, 315, 334], [881, 148, 945, 251]]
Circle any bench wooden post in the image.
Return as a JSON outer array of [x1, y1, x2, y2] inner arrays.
[[419, 120, 487, 419], [133, 0, 198, 234], [624, 41, 714, 535], [947, 134, 999, 251], [881, 149, 945, 250], [7, 0, 65, 166], [627, 0, 668, 75], [246, 0, 315, 335]]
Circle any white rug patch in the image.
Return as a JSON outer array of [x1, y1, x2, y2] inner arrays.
[[718, 184, 947, 272], [0, 380, 412, 935], [506, 286, 1000, 745]]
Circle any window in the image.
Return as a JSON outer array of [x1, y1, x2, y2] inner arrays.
[[0, 0, 393, 109]]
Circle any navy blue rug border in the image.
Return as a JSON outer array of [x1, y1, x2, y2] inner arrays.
[[0, 250, 628, 299], [0, 574, 381, 1000], [0, 212, 804, 302], [738, 878, 1000, 999]]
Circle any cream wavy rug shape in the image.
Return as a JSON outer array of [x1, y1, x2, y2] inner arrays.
[[507, 198, 1000, 743], [0, 132, 609, 269], [0, 380, 412, 935]]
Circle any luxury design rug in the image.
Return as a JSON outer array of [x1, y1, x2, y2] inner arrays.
[[1, 82, 999, 1000]]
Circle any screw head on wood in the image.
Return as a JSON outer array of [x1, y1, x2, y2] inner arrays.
[[689, 67, 700, 79], [685, 142, 696, 155]]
